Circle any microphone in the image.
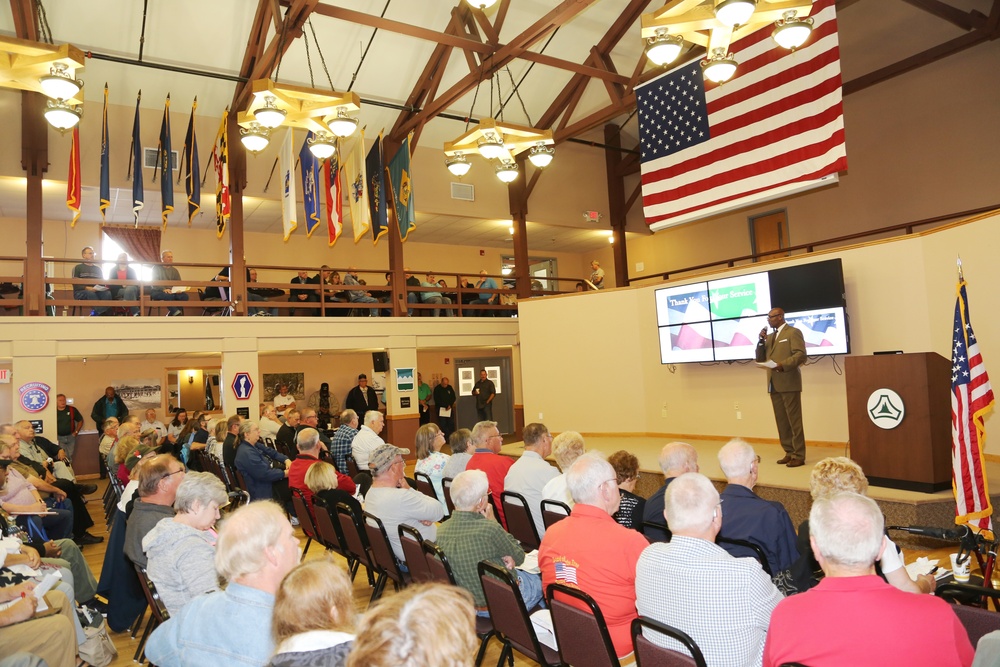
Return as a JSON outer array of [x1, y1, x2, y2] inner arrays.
[[758, 327, 768, 341], [888, 525, 969, 541]]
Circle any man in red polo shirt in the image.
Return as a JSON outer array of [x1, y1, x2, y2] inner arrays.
[[466, 421, 513, 528], [287, 427, 355, 507], [539, 452, 650, 662]]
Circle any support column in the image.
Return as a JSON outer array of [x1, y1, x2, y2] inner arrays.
[[383, 138, 407, 317], [508, 156, 531, 300], [11, 341, 58, 441], [511, 340, 524, 439], [221, 340, 260, 421], [383, 338, 419, 459], [604, 123, 630, 288], [227, 117, 247, 315], [21, 91, 48, 316]]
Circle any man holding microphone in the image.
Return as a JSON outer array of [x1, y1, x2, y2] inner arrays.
[[755, 308, 807, 467]]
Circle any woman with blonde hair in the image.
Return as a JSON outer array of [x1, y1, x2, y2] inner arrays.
[[267, 558, 356, 667], [346, 584, 477, 667], [542, 431, 586, 508], [776, 456, 936, 595], [114, 434, 141, 486], [413, 423, 450, 513]]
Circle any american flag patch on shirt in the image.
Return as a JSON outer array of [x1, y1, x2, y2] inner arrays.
[[554, 559, 578, 585]]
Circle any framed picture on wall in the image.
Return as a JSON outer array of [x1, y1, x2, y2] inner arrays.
[[262, 373, 305, 402], [485, 366, 501, 394], [112, 378, 162, 413], [458, 367, 475, 397]]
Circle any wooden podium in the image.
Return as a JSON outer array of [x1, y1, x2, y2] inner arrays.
[[845, 353, 952, 493]]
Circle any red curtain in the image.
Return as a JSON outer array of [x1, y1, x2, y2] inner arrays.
[[101, 225, 161, 263]]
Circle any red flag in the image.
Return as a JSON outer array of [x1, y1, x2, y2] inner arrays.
[[323, 156, 343, 246], [636, 0, 846, 229], [951, 277, 994, 533], [67, 126, 81, 227]]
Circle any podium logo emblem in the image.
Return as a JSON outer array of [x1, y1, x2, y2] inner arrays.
[[866, 389, 905, 429]]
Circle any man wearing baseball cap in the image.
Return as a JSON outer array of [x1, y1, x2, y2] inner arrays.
[[363, 444, 443, 566]]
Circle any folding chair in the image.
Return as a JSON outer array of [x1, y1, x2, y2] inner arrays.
[[540, 499, 571, 531], [716, 535, 772, 576], [336, 502, 378, 593], [478, 560, 561, 667], [398, 523, 433, 583], [134, 565, 171, 664], [413, 471, 439, 501], [442, 476, 457, 514], [312, 496, 357, 577], [290, 488, 316, 560], [546, 582, 621, 667], [362, 511, 411, 600], [631, 616, 708, 667], [502, 491, 541, 549]]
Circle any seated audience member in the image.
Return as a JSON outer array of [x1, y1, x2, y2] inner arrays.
[[413, 423, 450, 513], [289, 427, 355, 507], [0, 579, 78, 667], [437, 470, 542, 613], [306, 461, 362, 518], [165, 409, 188, 449], [290, 270, 320, 316], [642, 441, 699, 541], [403, 270, 421, 315], [503, 422, 558, 538], [184, 411, 211, 465], [539, 452, 650, 662], [636, 472, 783, 667], [541, 430, 586, 508], [259, 404, 282, 442], [207, 419, 228, 461], [441, 428, 473, 479], [273, 384, 297, 420], [124, 454, 186, 567], [98, 416, 120, 463], [0, 440, 73, 539], [275, 410, 299, 455], [363, 445, 443, 564], [466, 421, 514, 527], [143, 471, 227, 615], [221, 414, 243, 469], [346, 584, 477, 667], [763, 492, 974, 667], [296, 409, 333, 451], [351, 410, 386, 471], [343, 266, 380, 315], [14, 419, 83, 485], [471, 269, 499, 316], [777, 456, 937, 596], [717, 438, 799, 573], [245, 268, 281, 316], [307, 382, 340, 427], [149, 249, 188, 316], [609, 450, 645, 531], [106, 252, 140, 315], [72, 245, 112, 314], [146, 501, 301, 666], [419, 273, 453, 316], [234, 421, 290, 502], [330, 409, 359, 473], [139, 408, 166, 445], [267, 558, 356, 667], [114, 434, 142, 486]]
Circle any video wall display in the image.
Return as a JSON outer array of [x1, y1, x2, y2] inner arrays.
[[655, 259, 850, 364]]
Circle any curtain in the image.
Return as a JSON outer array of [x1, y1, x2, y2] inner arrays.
[[101, 225, 161, 263]]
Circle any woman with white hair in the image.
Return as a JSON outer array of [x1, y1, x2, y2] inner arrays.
[[142, 471, 228, 614]]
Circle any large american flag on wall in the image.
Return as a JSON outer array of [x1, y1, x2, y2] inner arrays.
[[636, 0, 846, 230], [951, 278, 994, 533]]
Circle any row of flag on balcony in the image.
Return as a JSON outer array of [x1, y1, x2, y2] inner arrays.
[[65, 89, 415, 246]]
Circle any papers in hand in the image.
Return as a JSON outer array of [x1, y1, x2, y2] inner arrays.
[[170, 286, 189, 294], [439, 407, 452, 418], [91, 285, 108, 292], [905, 557, 946, 580], [755, 360, 778, 369]]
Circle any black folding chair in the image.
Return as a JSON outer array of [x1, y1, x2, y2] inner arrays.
[[478, 561, 560, 667], [362, 511, 410, 600], [546, 582, 621, 667], [335, 502, 378, 592], [632, 616, 708, 667], [398, 523, 433, 583], [716, 535, 773, 576], [413, 471, 439, 501], [541, 499, 571, 530], [502, 490, 541, 550]]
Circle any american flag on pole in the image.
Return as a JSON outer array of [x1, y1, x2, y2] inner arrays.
[[636, 0, 846, 230], [951, 274, 994, 533]]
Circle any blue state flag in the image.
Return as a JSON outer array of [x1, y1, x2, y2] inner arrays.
[[129, 91, 144, 225], [388, 134, 415, 242], [183, 97, 200, 225], [299, 132, 322, 238], [157, 94, 174, 229], [99, 84, 110, 223]]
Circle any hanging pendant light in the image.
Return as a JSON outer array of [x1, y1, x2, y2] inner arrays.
[[44, 100, 82, 130], [445, 154, 472, 177], [39, 63, 83, 101], [527, 143, 555, 168], [253, 95, 286, 129], [240, 122, 270, 153], [328, 107, 359, 137], [702, 49, 738, 84], [307, 132, 336, 160], [495, 161, 519, 183], [772, 11, 814, 50], [645, 30, 684, 67]]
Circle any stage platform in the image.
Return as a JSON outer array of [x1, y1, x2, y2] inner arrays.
[[500, 435, 1000, 549]]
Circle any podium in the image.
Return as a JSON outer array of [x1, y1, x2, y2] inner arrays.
[[845, 353, 952, 493]]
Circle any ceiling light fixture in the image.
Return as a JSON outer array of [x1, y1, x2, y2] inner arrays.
[[307, 131, 336, 160], [466, 0, 499, 8], [772, 11, 814, 50], [43, 99, 82, 131], [527, 143, 555, 168], [714, 0, 756, 27], [38, 63, 82, 101], [702, 48, 739, 84], [327, 107, 359, 137], [495, 161, 519, 183], [477, 134, 506, 160], [645, 30, 684, 67], [445, 154, 472, 177], [253, 95, 287, 129], [240, 122, 270, 154]]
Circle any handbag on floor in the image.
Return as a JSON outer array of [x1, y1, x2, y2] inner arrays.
[[77, 606, 118, 667]]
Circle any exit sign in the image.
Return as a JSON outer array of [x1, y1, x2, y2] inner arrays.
[[0, 369, 9, 384]]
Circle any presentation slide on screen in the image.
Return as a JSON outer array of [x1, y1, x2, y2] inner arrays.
[[659, 323, 714, 364], [708, 274, 771, 320], [784, 307, 849, 355], [713, 315, 769, 361], [655, 283, 710, 327]]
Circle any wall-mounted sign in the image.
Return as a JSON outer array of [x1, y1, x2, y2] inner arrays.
[[0, 368, 10, 383], [232, 372, 254, 400], [19, 382, 51, 413]]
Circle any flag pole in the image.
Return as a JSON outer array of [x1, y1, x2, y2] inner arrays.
[[957, 256, 964, 283]]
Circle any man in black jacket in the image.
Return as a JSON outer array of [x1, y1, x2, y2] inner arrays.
[[91, 386, 129, 429], [345, 374, 379, 420]]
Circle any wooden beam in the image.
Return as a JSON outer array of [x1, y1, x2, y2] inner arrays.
[[604, 123, 630, 288], [591, 46, 625, 104], [625, 180, 642, 213], [899, 0, 987, 31], [8, 0, 37, 41], [315, 4, 493, 53], [517, 49, 630, 84], [554, 93, 636, 143]]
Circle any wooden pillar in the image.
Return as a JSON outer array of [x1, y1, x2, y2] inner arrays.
[[227, 117, 247, 315], [508, 155, 531, 300], [604, 123, 630, 288], [21, 91, 48, 316], [383, 138, 407, 317]]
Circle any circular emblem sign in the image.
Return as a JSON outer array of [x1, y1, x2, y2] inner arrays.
[[866, 388, 905, 430], [19, 381, 51, 413]]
